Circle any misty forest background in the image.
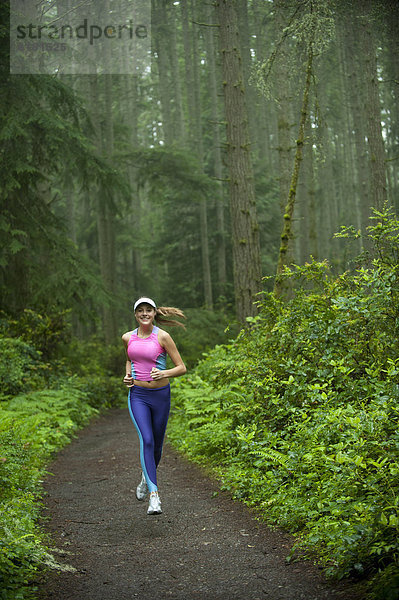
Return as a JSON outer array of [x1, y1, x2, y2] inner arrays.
[[1, 1, 399, 599], [2, 0, 399, 340]]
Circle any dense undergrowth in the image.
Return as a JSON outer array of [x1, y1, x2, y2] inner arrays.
[[0, 300, 239, 599], [168, 208, 399, 600], [0, 311, 124, 600]]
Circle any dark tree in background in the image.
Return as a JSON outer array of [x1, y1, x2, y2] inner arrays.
[[1, 0, 399, 334], [216, 0, 262, 321]]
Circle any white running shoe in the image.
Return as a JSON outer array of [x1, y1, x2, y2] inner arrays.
[[136, 472, 148, 501], [147, 491, 162, 515]]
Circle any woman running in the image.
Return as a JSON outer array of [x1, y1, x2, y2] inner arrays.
[[122, 297, 186, 515]]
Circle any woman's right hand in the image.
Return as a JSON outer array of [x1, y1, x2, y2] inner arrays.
[[123, 373, 134, 388]]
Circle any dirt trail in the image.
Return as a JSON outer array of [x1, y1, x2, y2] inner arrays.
[[38, 408, 363, 600]]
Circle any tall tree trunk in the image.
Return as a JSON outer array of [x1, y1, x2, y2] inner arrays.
[[340, 11, 370, 241], [181, 0, 196, 149], [274, 46, 313, 299], [191, 0, 213, 309], [204, 2, 227, 298], [181, 0, 213, 308], [273, 0, 295, 216], [168, 8, 186, 144], [153, 0, 173, 145], [297, 119, 316, 264], [123, 72, 142, 295], [236, 0, 257, 159], [216, 0, 262, 322], [357, 2, 388, 211], [306, 121, 317, 260], [335, 22, 362, 257], [98, 0, 118, 341], [252, 0, 274, 170], [85, 52, 117, 341], [384, 1, 399, 209]]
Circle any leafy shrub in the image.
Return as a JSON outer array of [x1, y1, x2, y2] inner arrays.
[[0, 309, 126, 598], [0, 309, 70, 361], [58, 336, 124, 378], [169, 308, 239, 369], [0, 495, 48, 600], [168, 207, 399, 599], [0, 338, 44, 399], [71, 375, 125, 409], [0, 384, 99, 599]]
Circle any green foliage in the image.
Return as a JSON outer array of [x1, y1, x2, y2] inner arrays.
[[1, 309, 70, 361], [0, 309, 125, 408], [168, 208, 399, 598], [251, 0, 334, 98], [59, 335, 124, 379], [0, 495, 47, 600], [0, 338, 43, 400], [56, 335, 126, 405], [255, 174, 281, 285], [168, 308, 239, 369], [114, 147, 235, 308], [0, 383, 99, 599], [71, 374, 124, 410], [0, 1, 126, 322], [121, 147, 215, 198], [0, 306, 126, 598], [0, 309, 72, 399]]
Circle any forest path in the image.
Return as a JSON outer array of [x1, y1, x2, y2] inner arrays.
[[38, 407, 362, 600]]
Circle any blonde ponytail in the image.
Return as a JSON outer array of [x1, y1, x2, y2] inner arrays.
[[155, 306, 186, 329]]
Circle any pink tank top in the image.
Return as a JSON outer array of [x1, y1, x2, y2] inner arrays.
[[127, 326, 167, 381]]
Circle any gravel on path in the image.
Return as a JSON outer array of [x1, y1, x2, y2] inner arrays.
[[38, 408, 364, 600]]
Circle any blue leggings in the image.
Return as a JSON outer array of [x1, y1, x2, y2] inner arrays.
[[128, 384, 171, 493]]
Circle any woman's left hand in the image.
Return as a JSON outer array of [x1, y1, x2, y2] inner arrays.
[[151, 367, 165, 380]]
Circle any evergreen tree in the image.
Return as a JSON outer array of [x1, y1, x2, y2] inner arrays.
[[216, 0, 262, 322]]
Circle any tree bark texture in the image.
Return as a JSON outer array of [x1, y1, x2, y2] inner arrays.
[[385, 2, 399, 208], [340, 13, 370, 241], [86, 67, 117, 342], [274, 46, 313, 299], [181, 0, 196, 148], [357, 2, 388, 212], [273, 0, 294, 217], [204, 2, 227, 298], [153, 0, 174, 145], [191, 0, 213, 309], [168, 8, 186, 144], [180, 0, 213, 309], [216, 0, 262, 322]]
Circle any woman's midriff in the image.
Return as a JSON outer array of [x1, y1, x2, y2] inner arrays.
[[133, 378, 170, 389]]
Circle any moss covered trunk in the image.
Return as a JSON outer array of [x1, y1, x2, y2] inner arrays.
[[274, 47, 313, 300]]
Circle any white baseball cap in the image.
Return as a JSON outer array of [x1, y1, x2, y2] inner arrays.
[[134, 297, 157, 311]]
